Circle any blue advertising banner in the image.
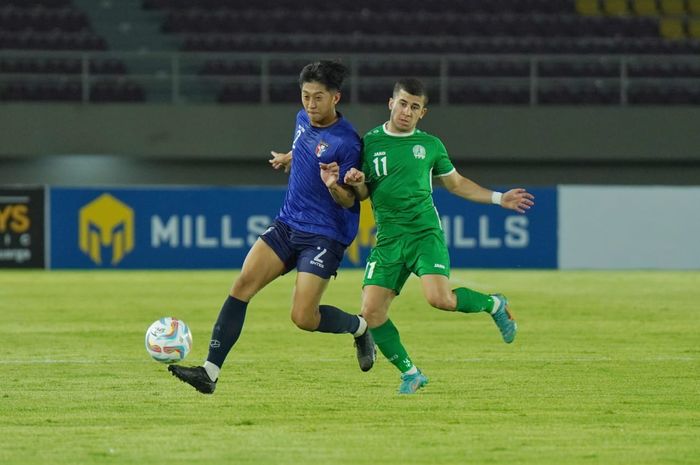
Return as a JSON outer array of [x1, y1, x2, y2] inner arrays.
[[49, 186, 556, 269], [50, 187, 284, 269]]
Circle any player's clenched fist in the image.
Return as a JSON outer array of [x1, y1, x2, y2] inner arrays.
[[319, 162, 340, 188], [344, 168, 365, 186]]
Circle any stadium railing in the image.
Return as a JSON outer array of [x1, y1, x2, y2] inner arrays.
[[1, 50, 700, 105]]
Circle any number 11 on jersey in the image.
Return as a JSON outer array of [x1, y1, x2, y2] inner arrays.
[[373, 156, 387, 176]]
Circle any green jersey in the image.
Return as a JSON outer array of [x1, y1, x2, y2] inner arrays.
[[362, 123, 455, 238]]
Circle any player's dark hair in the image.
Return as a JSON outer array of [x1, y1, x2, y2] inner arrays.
[[298, 60, 349, 92], [393, 78, 429, 105]]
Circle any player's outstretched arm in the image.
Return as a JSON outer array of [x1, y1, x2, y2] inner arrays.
[[343, 168, 369, 200], [320, 162, 356, 208], [440, 170, 534, 213], [269, 150, 292, 173]]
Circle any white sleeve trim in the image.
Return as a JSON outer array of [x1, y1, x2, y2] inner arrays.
[[433, 168, 456, 177]]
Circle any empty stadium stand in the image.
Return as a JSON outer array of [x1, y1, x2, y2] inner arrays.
[[142, 0, 700, 104], [0, 0, 144, 101], [2, 0, 700, 104]]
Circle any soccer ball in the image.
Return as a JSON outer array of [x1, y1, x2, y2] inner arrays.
[[145, 317, 192, 364]]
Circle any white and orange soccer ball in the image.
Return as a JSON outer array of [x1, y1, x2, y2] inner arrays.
[[145, 317, 192, 363]]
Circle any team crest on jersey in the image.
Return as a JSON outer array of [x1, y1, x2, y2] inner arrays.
[[315, 141, 330, 158], [413, 145, 426, 159]]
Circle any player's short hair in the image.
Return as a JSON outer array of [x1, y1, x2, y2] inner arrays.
[[299, 61, 349, 92], [393, 78, 429, 105]]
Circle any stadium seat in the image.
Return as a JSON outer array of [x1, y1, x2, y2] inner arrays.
[[0, 81, 81, 102], [575, 0, 599, 16], [359, 61, 440, 77], [4, 0, 71, 5], [199, 60, 260, 76], [89, 80, 145, 103], [539, 59, 620, 77], [628, 60, 671, 77], [689, 0, 700, 14], [217, 82, 261, 103], [628, 82, 700, 104], [269, 58, 311, 76], [539, 80, 619, 104], [269, 81, 302, 103], [659, 0, 686, 15], [450, 60, 530, 77], [0, 5, 90, 33], [687, 18, 700, 38], [0, 57, 127, 75], [448, 82, 530, 104], [632, 0, 660, 16], [357, 82, 390, 103], [0, 30, 107, 50], [90, 59, 127, 75], [660, 17, 687, 39], [602, 0, 630, 15]]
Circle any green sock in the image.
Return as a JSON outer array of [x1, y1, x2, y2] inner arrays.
[[453, 287, 494, 313], [369, 319, 414, 373]]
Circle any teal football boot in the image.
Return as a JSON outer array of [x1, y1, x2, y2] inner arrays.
[[490, 294, 517, 343], [398, 370, 429, 394]]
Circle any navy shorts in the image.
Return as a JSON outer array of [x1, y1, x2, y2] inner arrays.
[[260, 219, 346, 279]]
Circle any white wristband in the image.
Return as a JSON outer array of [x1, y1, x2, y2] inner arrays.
[[491, 191, 503, 206]]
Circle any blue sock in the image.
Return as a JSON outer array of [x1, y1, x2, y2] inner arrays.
[[316, 305, 360, 334], [206, 295, 248, 368]]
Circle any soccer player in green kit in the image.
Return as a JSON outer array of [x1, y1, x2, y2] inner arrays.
[[343, 78, 535, 394]]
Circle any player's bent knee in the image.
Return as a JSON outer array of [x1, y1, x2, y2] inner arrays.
[[290, 309, 317, 332], [231, 273, 260, 300], [361, 307, 385, 328], [363, 315, 384, 328]]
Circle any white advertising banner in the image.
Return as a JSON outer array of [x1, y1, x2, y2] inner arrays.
[[559, 186, 700, 269]]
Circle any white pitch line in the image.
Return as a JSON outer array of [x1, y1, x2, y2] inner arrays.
[[0, 356, 696, 365]]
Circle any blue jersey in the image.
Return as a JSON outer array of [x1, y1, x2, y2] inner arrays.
[[277, 110, 361, 246]]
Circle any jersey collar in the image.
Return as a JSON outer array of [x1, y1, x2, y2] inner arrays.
[[382, 122, 415, 137]]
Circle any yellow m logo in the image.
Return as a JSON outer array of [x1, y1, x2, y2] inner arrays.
[[346, 200, 376, 265], [79, 194, 134, 265]]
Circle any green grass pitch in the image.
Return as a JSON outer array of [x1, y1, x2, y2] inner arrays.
[[1, 269, 698, 465]]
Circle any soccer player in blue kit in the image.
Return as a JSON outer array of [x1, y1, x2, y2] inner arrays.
[[168, 61, 376, 394]]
